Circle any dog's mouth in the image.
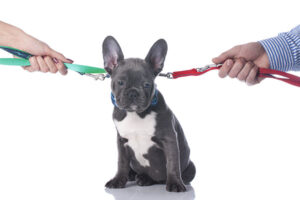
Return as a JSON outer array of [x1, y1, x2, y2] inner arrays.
[[124, 104, 140, 112], [115, 98, 149, 112], [121, 102, 149, 112]]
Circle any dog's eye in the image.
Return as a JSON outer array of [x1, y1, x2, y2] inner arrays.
[[143, 82, 151, 88], [118, 80, 124, 86]]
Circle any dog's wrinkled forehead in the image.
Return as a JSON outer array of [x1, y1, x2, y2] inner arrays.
[[111, 58, 154, 81]]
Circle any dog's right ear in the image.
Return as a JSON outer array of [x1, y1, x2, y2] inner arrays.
[[102, 36, 124, 75]]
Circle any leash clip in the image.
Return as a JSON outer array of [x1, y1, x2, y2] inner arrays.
[[84, 73, 110, 81], [196, 64, 222, 72], [158, 72, 173, 79]]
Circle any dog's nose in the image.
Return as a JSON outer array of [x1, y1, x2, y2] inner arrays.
[[127, 89, 139, 100]]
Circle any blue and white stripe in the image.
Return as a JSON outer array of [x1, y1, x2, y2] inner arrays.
[[259, 25, 300, 72]]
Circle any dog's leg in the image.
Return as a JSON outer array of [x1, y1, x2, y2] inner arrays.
[[162, 133, 186, 192], [105, 134, 130, 188]]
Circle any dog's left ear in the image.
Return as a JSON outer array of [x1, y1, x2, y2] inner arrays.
[[145, 39, 168, 76]]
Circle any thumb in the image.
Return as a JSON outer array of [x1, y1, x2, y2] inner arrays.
[[47, 47, 73, 64], [212, 46, 239, 64]]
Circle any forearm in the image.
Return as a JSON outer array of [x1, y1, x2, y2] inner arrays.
[[259, 25, 300, 72], [0, 21, 25, 48]]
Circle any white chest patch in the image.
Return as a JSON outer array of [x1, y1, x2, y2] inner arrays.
[[114, 111, 157, 167]]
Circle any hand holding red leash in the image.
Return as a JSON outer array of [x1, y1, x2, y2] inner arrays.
[[212, 42, 269, 86], [159, 39, 300, 87]]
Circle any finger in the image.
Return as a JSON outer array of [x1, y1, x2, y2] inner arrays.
[[28, 56, 40, 72], [56, 59, 68, 75], [47, 47, 73, 64], [257, 76, 265, 83], [246, 66, 259, 85], [23, 66, 33, 72], [218, 59, 234, 78], [212, 46, 240, 64], [228, 58, 246, 78], [237, 62, 254, 82], [36, 56, 49, 73], [44, 56, 58, 73]]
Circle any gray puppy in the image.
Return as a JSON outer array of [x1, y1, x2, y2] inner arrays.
[[103, 36, 195, 192]]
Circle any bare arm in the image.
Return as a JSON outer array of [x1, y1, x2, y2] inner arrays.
[[0, 21, 73, 74]]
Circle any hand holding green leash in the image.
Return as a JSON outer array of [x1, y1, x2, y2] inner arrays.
[[0, 21, 75, 75], [0, 46, 107, 76], [0, 21, 106, 76]]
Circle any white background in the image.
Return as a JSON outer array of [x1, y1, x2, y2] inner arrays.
[[0, 0, 300, 200]]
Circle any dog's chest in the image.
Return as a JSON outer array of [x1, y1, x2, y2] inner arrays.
[[114, 111, 157, 167]]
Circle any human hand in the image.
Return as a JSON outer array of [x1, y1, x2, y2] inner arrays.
[[0, 21, 73, 75], [14, 31, 73, 75], [212, 42, 270, 85]]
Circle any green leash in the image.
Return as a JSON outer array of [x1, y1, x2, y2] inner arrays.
[[0, 46, 107, 74]]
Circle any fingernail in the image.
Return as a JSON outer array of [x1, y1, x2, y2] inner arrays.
[[67, 58, 74, 63], [53, 58, 58, 64]]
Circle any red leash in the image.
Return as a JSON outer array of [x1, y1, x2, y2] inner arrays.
[[159, 64, 300, 87], [259, 68, 300, 87]]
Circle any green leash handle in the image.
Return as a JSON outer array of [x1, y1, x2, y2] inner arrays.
[[0, 46, 106, 74]]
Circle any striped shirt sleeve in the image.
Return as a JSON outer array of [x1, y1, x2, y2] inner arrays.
[[259, 25, 300, 72]]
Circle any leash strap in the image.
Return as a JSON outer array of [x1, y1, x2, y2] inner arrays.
[[164, 64, 300, 87], [172, 65, 222, 78], [0, 46, 106, 74], [259, 68, 300, 87]]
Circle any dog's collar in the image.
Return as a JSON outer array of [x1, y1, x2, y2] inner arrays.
[[111, 89, 158, 108]]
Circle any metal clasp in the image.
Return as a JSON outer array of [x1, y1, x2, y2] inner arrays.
[[158, 72, 173, 79], [84, 73, 110, 81], [196, 64, 222, 72]]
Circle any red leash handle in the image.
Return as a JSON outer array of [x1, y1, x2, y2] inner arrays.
[[258, 68, 300, 87], [169, 64, 300, 87]]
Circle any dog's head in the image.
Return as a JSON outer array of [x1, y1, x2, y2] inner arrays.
[[102, 36, 167, 113]]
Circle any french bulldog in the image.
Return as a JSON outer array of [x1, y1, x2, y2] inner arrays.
[[103, 36, 195, 192]]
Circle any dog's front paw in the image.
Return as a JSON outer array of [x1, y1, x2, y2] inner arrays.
[[166, 180, 186, 192], [105, 176, 128, 188]]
